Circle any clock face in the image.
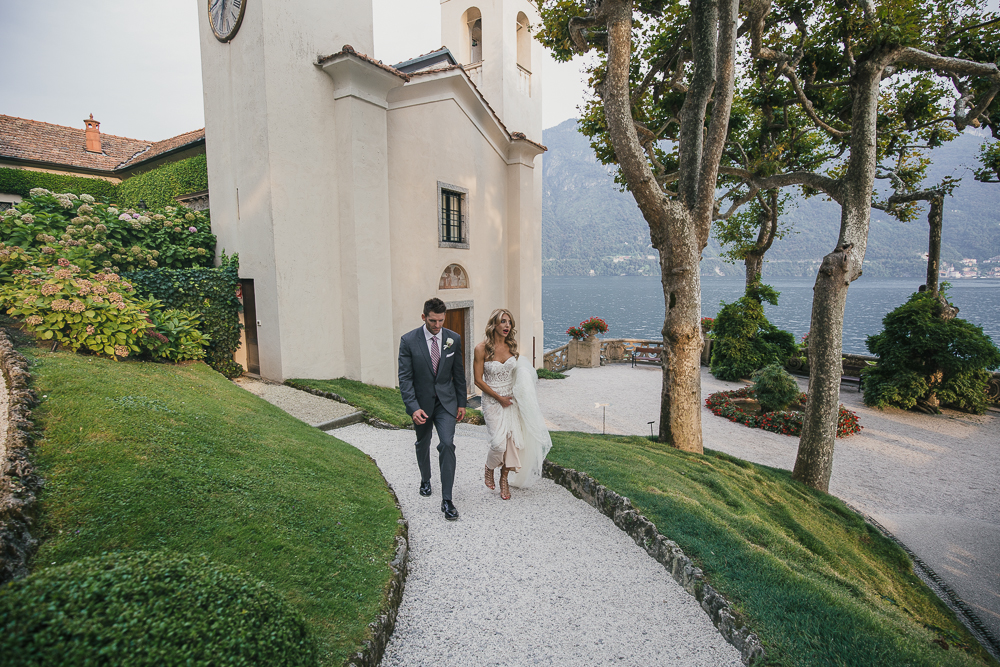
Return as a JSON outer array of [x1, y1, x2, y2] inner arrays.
[[209, 0, 246, 42]]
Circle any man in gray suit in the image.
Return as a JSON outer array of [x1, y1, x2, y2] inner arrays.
[[398, 298, 467, 520]]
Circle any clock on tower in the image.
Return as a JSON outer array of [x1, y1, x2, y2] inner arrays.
[[208, 0, 245, 42]]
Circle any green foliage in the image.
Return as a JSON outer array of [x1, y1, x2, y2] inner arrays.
[[974, 140, 1000, 184], [863, 290, 1000, 413], [710, 282, 797, 381], [117, 154, 210, 209], [0, 551, 318, 667], [144, 303, 210, 362], [0, 261, 149, 358], [705, 385, 863, 438], [124, 266, 243, 378], [30, 354, 401, 664], [537, 368, 568, 379], [1, 188, 215, 273], [0, 167, 118, 201], [752, 363, 801, 413]]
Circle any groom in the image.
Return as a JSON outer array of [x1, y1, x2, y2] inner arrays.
[[398, 298, 467, 520]]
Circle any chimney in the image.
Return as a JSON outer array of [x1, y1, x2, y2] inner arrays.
[[84, 114, 101, 153]]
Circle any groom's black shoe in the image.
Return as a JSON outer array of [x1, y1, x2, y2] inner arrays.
[[441, 500, 459, 521], [419, 481, 432, 497]]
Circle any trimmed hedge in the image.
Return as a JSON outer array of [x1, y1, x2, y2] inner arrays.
[[124, 265, 243, 377], [0, 551, 318, 666], [117, 155, 209, 209], [0, 167, 118, 201]]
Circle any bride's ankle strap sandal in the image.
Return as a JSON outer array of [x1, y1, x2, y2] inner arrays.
[[485, 465, 496, 490], [499, 467, 511, 500]]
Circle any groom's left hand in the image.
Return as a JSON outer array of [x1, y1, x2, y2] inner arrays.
[[457, 408, 466, 422]]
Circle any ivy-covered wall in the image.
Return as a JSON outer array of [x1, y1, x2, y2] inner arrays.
[[123, 265, 243, 378], [0, 167, 118, 201], [117, 155, 209, 210]]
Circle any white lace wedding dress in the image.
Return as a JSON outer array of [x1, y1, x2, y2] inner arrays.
[[481, 355, 552, 488]]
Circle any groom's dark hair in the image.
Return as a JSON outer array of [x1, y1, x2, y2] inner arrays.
[[423, 298, 447, 316]]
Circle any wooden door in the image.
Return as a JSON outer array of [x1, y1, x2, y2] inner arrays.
[[444, 308, 470, 391]]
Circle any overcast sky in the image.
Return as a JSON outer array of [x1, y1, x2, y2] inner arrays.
[[0, 0, 591, 141]]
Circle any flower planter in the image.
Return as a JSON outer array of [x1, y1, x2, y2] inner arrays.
[[568, 337, 601, 368]]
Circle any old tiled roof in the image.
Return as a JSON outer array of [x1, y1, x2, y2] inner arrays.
[[316, 45, 410, 81], [0, 114, 204, 174]]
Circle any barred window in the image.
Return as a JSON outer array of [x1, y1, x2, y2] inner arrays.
[[438, 182, 469, 249]]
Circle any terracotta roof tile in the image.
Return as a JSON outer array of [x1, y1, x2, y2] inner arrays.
[[316, 45, 410, 81], [0, 115, 204, 174]]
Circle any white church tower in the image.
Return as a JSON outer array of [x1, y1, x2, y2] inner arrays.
[[440, 0, 544, 141], [198, 0, 545, 386]]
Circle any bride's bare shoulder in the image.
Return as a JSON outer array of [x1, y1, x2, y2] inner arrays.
[[474, 341, 486, 356]]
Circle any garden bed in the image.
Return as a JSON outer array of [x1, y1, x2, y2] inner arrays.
[[706, 385, 862, 438]]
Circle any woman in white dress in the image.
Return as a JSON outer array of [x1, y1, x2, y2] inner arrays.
[[473, 308, 552, 500]]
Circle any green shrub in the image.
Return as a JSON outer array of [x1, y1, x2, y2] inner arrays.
[[124, 265, 243, 378], [1, 261, 151, 358], [117, 154, 210, 209], [752, 363, 801, 413], [0, 167, 118, 201], [0, 551, 318, 667], [863, 289, 1000, 413], [1, 189, 215, 274], [145, 303, 210, 362], [710, 282, 797, 381]]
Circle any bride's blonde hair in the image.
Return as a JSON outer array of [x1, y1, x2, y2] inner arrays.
[[484, 308, 518, 361]]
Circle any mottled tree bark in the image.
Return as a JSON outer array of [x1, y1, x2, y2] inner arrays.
[[743, 191, 779, 289], [926, 197, 943, 296]]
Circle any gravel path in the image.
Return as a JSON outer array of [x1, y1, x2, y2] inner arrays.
[[233, 377, 742, 665], [536, 364, 1000, 642], [334, 422, 742, 667]]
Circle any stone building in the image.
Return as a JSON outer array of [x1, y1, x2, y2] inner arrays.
[[198, 0, 546, 388]]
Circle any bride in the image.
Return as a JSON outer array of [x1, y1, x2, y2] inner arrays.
[[473, 308, 552, 500]]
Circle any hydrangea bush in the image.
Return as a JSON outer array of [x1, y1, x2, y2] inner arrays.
[[0, 188, 214, 275]]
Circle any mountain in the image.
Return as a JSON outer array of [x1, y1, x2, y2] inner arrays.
[[541, 119, 1000, 279]]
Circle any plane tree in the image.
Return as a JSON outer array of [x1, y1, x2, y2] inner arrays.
[[537, 0, 1000, 490]]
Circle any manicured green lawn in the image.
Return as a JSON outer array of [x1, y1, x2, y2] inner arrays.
[[27, 351, 401, 666], [289, 377, 484, 427], [547, 432, 998, 667]]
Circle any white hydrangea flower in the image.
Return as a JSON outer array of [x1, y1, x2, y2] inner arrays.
[[137, 215, 151, 224], [65, 193, 79, 200], [29, 188, 51, 197], [107, 207, 119, 215], [119, 213, 132, 221], [80, 194, 95, 203], [20, 214, 34, 223], [56, 196, 73, 208]]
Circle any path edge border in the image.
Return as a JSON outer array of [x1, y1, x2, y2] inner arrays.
[[542, 459, 765, 666], [846, 502, 1000, 662], [341, 460, 410, 667], [0, 328, 40, 585]]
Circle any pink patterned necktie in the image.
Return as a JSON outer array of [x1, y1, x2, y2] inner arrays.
[[430, 335, 440, 375]]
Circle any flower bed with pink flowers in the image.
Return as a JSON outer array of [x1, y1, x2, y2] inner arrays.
[[705, 385, 862, 438]]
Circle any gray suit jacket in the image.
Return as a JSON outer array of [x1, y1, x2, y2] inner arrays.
[[398, 326, 467, 418]]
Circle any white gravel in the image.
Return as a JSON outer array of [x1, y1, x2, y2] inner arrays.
[[536, 363, 1000, 641], [333, 421, 743, 667], [232, 377, 357, 426]]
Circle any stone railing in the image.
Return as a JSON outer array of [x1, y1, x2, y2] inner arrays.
[[543, 344, 570, 372], [544, 339, 662, 372], [0, 329, 40, 585]]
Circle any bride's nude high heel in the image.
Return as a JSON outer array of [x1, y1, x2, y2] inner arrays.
[[485, 465, 495, 490], [499, 467, 511, 500]]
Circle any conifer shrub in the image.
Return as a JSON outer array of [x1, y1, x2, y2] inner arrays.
[[710, 282, 797, 381], [863, 289, 1000, 414], [0, 551, 318, 667], [752, 363, 801, 413]]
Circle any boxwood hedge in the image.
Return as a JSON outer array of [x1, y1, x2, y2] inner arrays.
[[0, 550, 317, 666]]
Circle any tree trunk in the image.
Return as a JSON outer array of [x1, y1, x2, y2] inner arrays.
[[744, 252, 764, 289], [792, 59, 887, 492], [926, 196, 942, 296]]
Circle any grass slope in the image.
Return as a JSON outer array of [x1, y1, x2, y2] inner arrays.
[[547, 432, 997, 667], [27, 351, 401, 666]]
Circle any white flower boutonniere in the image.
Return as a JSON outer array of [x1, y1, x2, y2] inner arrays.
[[444, 337, 455, 350]]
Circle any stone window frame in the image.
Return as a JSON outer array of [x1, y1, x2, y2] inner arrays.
[[438, 181, 470, 249]]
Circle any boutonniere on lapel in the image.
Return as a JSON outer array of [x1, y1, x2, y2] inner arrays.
[[443, 337, 455, 350]]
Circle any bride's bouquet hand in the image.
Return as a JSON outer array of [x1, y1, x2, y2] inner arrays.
[[498, 395, 514, 408]]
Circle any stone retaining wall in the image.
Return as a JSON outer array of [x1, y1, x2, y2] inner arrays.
[[0, 329, 41, 585], [543, 459, 765, 666], [343, 475, 410, 667]]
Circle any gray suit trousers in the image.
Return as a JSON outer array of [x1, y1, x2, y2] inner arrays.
[[414, 397, 457, 501]]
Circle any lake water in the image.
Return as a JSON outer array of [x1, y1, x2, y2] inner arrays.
[[542, 276, 1000, 355]]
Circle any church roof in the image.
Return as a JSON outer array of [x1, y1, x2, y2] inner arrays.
[[392, 47, 459, 74], [316, 45, 410, 81], [0, 114, 204, 174]]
